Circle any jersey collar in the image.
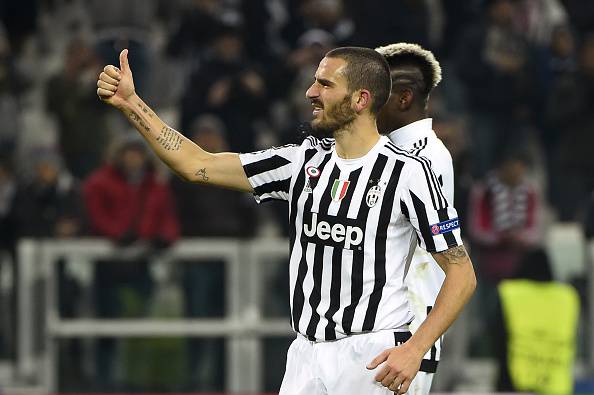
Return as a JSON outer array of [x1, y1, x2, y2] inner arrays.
[[387, 118, 435, 147]]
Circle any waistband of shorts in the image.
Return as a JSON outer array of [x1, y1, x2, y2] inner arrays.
[[296, 325, 410, 344]]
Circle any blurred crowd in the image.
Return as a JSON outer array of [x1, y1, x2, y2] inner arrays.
[[0, 0, 593, 392]]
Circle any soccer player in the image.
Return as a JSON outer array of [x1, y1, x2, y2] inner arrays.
[[96, 47, 476, 395], [375, 43, 455, 394]]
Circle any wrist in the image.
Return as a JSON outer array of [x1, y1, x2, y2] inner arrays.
[[405, 335, 431, 359], [117, 93, 139, 112]]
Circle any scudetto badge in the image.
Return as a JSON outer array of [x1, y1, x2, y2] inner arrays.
[[331, 179, 350, 202]]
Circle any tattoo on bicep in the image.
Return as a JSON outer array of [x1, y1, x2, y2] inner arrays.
[[441, 245, 468, 265], [195, 168, 209, 182], [128, 111, 151, 134], [156, 126, 183, 151]]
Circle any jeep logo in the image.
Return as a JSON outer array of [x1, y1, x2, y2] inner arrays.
[[303, 213, 364, 250]]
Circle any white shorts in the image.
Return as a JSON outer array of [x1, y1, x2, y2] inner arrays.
[[279, 330, 434, 395]]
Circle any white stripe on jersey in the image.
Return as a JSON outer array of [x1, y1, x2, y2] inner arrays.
[[240, 136, 462, 341]]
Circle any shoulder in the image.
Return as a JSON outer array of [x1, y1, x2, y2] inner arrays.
[[380, 140, 434, 174], [303, 136, 335, 152]]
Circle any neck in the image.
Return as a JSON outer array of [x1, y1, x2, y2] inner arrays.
[[391, 111, 427, 132], [333, 116, 381, 159]]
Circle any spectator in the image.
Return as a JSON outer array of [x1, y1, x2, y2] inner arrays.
[[469, 150, 541, 284], [85, 0, 157, 94], [282, 0, 353, 49], [13, 147, 83, 386], [83, 135, 179, 390], [0, 27, 25, 158], [546, 34, 594, 219], [171, 115, 256, 238], [170, 114, 256, 390], [538, 25, 577, 114], [561, 0, 594, 37], [180, 24, 267, 152], [46, 38, 110, 179], [284, 29, 335, 135], [15, 147, 82, 239], [345, 0, 430, 48], [432, 114, 473, 231], [455, 0, 538, 176], [166, 0, 226, 60], [514, 0, 568, 46], [0, 0, 38, 55], [494, 249, 580, 394]]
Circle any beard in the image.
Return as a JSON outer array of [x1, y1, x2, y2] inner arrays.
[[309, 95, 357, 139]]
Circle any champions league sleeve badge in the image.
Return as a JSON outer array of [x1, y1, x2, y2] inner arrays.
[[430, 218, 460, 235]]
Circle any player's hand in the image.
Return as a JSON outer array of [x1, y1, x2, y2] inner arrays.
[[97, 49, 135, 109], [366, 342, 423, 394]]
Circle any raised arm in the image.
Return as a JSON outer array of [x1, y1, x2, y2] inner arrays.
[[96, 49, 252, 192]]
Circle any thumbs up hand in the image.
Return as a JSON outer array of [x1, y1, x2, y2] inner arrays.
[[97, 49, 136, 109]]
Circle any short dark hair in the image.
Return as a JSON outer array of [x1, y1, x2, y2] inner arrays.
[[325, 47, 391, 115], [376, 43, 442, 106]]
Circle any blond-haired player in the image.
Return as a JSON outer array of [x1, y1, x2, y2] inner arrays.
[[376, 43, 456, 395]]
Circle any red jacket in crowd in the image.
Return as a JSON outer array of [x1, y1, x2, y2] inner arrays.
[[83, 164, 179, 243]]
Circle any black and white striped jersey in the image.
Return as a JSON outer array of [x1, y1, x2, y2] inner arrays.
[[240, 135, 462, 341], [388, 118, 455, 367]]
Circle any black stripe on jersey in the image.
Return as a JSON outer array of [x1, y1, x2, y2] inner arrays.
[[410, 190, 437, 252], [390, 142, 445, 209], [291, 151, 333, 333], [362, 159, 405, 331], [243, 155, 291, 178], [437, 208, 459, 248], [320, 138, 335, 150], [414, 137, 428, 156], [305, 164, 340, 338], [289, 149, 319, 248], [342, 154, 389, 335], [253, 178, 291, 199], [292, 191, 314, 332], [305, 243, 325, 338], [385, 142, 446, 210], [321, 167, 362, 340], [400, 200, 410, 220]]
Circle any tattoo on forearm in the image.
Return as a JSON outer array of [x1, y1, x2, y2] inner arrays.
[[128, 111, 151, 134], [195, 168, 209, 181], [442, 245, 468, 265], [137, 102, 153, 118], [156, 126, 183, 151]]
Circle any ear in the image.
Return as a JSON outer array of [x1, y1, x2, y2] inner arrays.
[[397, 89, 414, 110], [353, 89, 372, 113]]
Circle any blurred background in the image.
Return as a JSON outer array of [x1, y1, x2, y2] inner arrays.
[[0, 0, 593, 393]]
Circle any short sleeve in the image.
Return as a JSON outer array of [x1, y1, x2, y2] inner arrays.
[[399, 159, 463, 253], [239, 144, 301, 203]]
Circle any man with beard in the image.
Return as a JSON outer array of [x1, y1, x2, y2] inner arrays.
[[96, 47, 476, 395], [375, 43, 456, 395]]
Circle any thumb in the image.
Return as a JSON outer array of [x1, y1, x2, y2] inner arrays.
[[119, 49, 130, 73], [367, 350, 389, 370]]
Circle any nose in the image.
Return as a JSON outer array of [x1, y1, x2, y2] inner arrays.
[[306, 83, 319, 100]]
